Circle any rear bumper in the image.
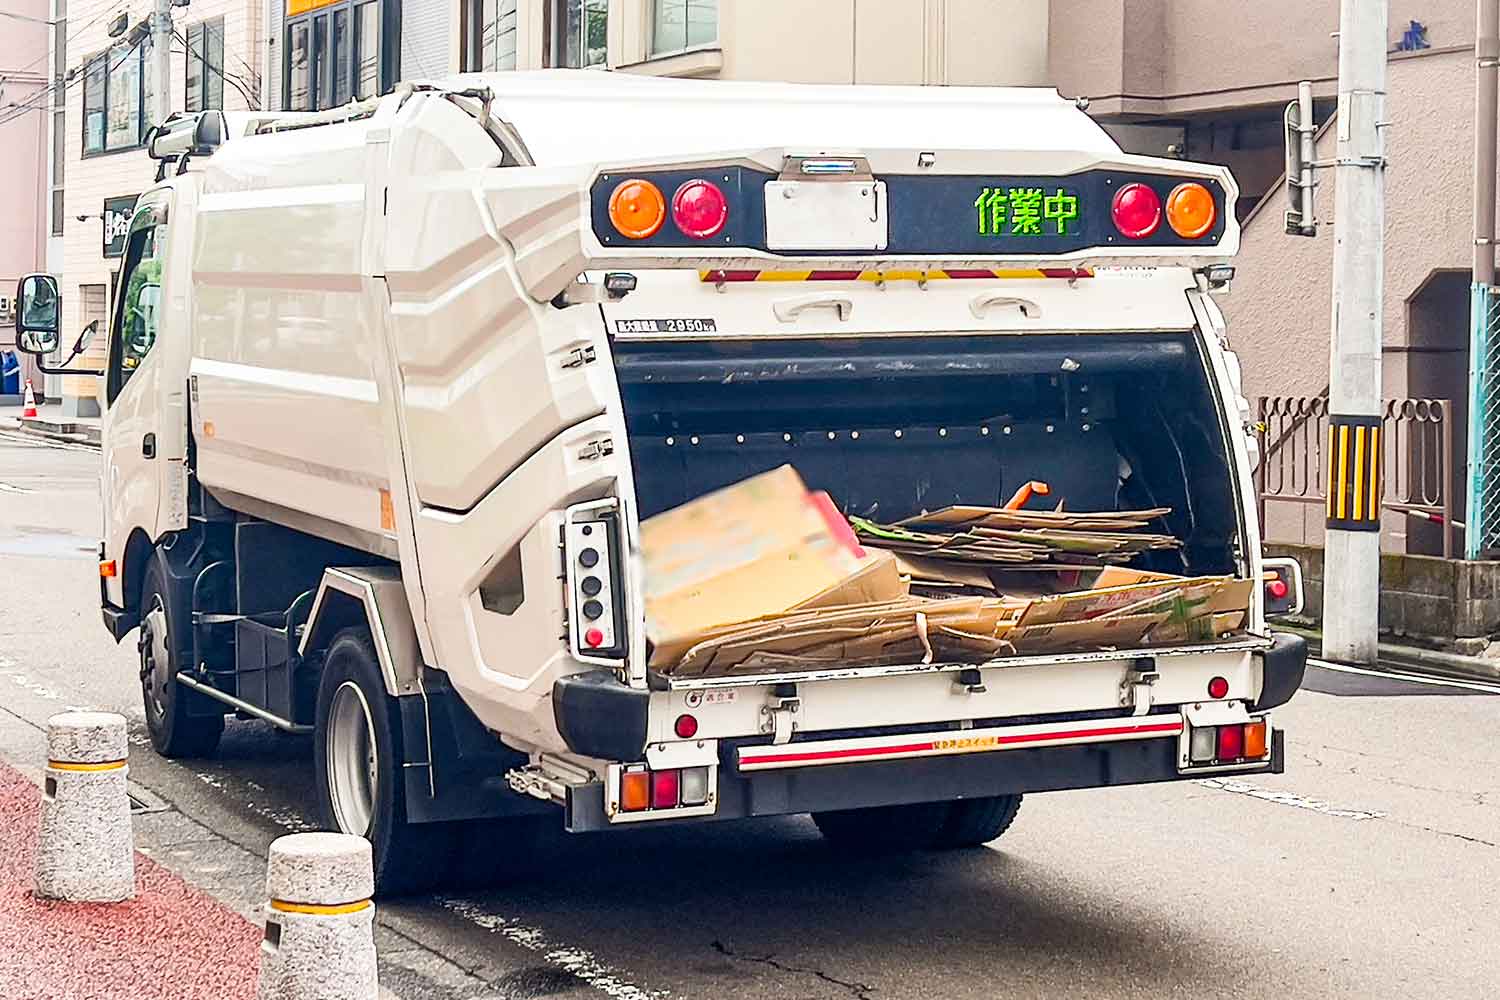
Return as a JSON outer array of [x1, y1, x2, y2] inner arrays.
[[562, 725, 1284, 832]]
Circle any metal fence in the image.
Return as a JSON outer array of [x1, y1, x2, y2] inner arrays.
[[1466, 284, 1500, 558], [1256, 395, 1456, 557]]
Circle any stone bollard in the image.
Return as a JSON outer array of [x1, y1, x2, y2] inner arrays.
[[34, 711, 135, 902], [257, 832, 378, 1000]]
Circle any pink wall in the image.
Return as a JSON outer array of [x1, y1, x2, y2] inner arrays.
[[0, 0, 49, 310]]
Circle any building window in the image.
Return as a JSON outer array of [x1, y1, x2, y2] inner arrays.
[[50, 109, 64, 236], [547, 0, 605, 69], [82, 40, 153, 156], [650, 0, 716, 56], [285, 0, 388, 111], [465, 0, 517, 71], [184, 18, 225, 113]]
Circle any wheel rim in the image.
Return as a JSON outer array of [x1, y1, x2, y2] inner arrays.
[[139, 600, 171, 724], [326, 680, 378, 836]]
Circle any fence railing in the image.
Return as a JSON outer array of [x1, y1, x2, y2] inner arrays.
[[1256, 395, 1456, 558], [1467, 284, 1500, 557]]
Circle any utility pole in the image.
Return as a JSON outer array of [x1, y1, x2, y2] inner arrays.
[[152, 0, 172, 125], [1476, 1, 1499, 289], [1467, 1, 1499, 560], [1323, 0, 1387, 665]]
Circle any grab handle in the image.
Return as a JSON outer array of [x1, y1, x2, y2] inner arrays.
[[969, 293, 1042, 320], [773, 295, 854, 323]]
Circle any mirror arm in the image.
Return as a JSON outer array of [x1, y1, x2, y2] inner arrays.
[[27, 322, 105, 377]]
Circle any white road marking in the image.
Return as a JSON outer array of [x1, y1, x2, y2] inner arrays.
[[1309, 657, 1500, 695], [0, 481, 32, 494], [5, 671, 61, 701], [1194, 777, 1384, 820], [439, 897, 669, 1000]]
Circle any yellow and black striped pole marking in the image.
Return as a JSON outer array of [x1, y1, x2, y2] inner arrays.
[[1326, 414, 1382, 531]]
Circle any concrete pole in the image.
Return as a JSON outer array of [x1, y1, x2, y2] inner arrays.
[[1323, 0, 1387, 665], [152, 0, 172, 126], [1475, 0, 1499, 286]]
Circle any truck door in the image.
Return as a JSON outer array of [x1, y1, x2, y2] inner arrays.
[[101, 194, 176, 568]]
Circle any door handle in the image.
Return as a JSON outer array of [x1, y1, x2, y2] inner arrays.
[[142, 433, 156, 460]]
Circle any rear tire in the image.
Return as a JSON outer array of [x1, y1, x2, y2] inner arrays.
[[139, 559, 223, 758], [812, 794, 1022, 851], [314, 627, 458, 896]]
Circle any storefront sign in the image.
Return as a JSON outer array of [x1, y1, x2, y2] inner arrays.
[[102, 194, 139, 259]]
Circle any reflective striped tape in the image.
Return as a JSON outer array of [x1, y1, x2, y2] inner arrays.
[[269, 898, 373, 916], [1326, 414, 1382, 531], [699, 267, 1093, 283], [47, 759, 126, 772]]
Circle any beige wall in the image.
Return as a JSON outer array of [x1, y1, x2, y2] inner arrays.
[[482, 0, 1049, 85], [1223, 48, 1480, 546], [59, 0, 262, 409], [1050, 0, 1471, 115]]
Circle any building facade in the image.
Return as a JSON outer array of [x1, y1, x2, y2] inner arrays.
[[0, 0, 50, 400], [263, 0, 1051, 112], [55, 0, 262, 416]]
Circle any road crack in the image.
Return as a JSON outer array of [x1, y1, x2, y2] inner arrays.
[[712, 940, 874, 1000]]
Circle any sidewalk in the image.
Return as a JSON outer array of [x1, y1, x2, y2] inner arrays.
[[0, 402, 101, 447], [0, 761, 260, 1000]]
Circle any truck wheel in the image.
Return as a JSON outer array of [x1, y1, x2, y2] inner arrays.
[[139, 560, 223, 758], [314, 627, 456, 896], [812, 794, 1022, 850], [929, 794, 1022, 849]]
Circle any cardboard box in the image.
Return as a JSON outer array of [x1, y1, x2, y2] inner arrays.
[[642, 466, 905, 668]]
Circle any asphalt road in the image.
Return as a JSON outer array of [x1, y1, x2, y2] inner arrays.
[[2, 429, 1498, 1000]]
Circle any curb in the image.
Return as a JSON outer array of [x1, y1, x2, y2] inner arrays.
[[0, 416, 101, 448], [1277, 621, 1500, 684]]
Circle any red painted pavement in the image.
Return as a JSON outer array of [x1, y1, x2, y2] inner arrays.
[[0, 760, 261, 1000]]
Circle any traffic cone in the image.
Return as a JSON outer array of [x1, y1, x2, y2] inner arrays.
[[21, 379, 38, 419]]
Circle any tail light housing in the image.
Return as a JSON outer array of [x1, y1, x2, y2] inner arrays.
[[1187, 719, 1272, 767], [1262, 558, 1304, 616], [610, 764, 714, 818]]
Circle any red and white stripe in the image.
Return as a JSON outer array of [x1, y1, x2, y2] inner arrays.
[[736, 715, 1183, 772]]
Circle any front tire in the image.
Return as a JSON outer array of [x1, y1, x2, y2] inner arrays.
[[139, 559, 223, 758], [314, 627, 457, 896], [812, 794, 1022, 850]]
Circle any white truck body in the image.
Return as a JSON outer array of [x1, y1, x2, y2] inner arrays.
[[48, 71, 1305, 889]]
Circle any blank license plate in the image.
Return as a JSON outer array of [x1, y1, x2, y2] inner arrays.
[[764, 180, 888, 251]]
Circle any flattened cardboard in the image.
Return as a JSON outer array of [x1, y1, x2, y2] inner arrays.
[[1015, 576, 1233, 628], [1009, 612, 1171, 653]]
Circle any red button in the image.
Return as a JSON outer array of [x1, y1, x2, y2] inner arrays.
[[584, 628, 604, 648]]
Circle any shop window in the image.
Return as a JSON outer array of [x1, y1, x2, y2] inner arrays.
[[465, 0, 517, 72], [184, 17, 225, 113], [285, 0, 389, 111], [83, 39, 154, 156], [547, 0, 605, 69], [650, 0, 716, 57]]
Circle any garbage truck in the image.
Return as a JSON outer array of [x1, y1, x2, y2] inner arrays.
[[13, 71, 1307, 894]]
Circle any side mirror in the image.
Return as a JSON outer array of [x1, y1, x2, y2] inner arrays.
[[15, 273, 60, 355]]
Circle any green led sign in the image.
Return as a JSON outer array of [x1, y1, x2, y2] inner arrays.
[[974, 187, 1080, 237]]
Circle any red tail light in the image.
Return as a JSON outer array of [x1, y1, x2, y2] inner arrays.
[[1111, 183, 1162, 239], [1216, 724, 1244, 761], [1207, 676, 1229, 699], [1266, 579, 1289, 600], [671, 179, 729, 239], [651, 769, 680, 809]]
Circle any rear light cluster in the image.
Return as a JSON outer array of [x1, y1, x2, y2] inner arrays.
[[1188, 719, 1270, 766], [608, 177, 729, 241], [619, 765, 712, 812], [1111, 181, 1218, 241], [1262, 559, 1302, 616]]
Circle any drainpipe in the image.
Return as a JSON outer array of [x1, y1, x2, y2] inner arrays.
[[1475, 0, 1498, 286]]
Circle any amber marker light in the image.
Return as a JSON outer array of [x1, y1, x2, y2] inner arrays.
[[608, 178, 666, 239], [1165, 181, 1217, 239]]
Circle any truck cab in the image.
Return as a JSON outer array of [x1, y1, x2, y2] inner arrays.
[[13, 75, 1307, 895]]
